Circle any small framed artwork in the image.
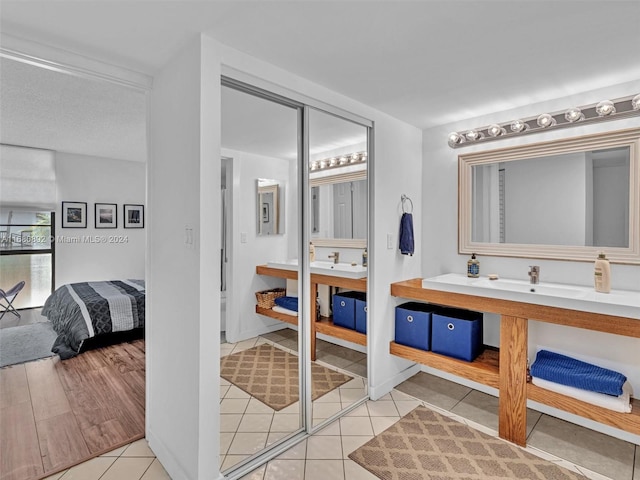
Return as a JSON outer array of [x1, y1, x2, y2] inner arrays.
[[62, 201, 87, 228], [124, 204, 144, 228], [95, 203, 117, 228]]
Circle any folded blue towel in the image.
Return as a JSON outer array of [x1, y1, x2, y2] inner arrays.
[[399, 212, 414, 256], [274, 296, 298, 312], [530, 350, 626, 397]]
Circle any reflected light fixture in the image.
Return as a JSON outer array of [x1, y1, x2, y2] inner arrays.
[[537, 113, 556, 128], [564, 107, 584, 123], [448, 93, 640, 148], [311, 151, 367, 170], [595, 100, 616, 116]]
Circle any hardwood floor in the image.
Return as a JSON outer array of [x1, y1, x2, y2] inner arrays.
[[0, 340, 145, 480]]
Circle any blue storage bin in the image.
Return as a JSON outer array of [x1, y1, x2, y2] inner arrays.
[[333, 292, 357, 329], [431, 307, 483, 362], [395, 302, 436, 351]]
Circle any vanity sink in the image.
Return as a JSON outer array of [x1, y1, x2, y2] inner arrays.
[[421, 273, 640, 319], [266, 259, 367, 279]]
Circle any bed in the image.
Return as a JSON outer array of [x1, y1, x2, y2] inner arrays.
[[42, 279, 145, 359]]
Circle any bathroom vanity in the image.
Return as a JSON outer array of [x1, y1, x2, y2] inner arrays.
[[256, 263, 367, 361], [391, 274, 640, 446]]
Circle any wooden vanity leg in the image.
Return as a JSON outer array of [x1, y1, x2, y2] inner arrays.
[[310, 282, 317, 362], [499, 315, 528, 446]]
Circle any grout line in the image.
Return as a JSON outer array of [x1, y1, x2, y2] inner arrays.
[[526, 411, 544, 440]]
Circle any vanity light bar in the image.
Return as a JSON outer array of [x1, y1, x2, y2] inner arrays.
[[448, 93, 640, 149], [310, 151, 367, 171]]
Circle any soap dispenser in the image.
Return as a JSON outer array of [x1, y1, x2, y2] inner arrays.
[[594, 251, 611, 293], [309, 242, 315, 262], [467, 253, 480, 278], [362, 248, 368, 267]]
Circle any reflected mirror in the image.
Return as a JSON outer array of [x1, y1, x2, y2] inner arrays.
[[459, 128, 640, 263], [256, 178, 282, 235]]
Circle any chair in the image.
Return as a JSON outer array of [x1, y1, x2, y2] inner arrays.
[[0, 281, 25, 320]]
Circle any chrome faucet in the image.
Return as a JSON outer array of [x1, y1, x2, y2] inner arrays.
[[528, 266, 540, 285], [328, 251, 340, 264]]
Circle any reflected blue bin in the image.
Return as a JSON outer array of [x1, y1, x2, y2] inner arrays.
[[354, 294, 367, 333], [333, 292, 357, 329], [395, 302, 436, 351], [431, 307, 483, 362]]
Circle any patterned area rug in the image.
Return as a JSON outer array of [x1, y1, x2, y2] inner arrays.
[[220, 344, 352, 411], [348, 406, 587, 480]]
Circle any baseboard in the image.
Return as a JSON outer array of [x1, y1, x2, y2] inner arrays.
[[369, 363, 420, 400]]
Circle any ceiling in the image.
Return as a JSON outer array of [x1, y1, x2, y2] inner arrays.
[[1, 1, 639, 162]]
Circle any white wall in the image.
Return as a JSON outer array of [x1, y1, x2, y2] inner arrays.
[[148, 35, 220, 480], [55, 152, 145, 286], [222, 147, 294, 343], [421, 79, 640, 442]]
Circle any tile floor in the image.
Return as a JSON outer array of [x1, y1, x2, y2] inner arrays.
[[220, 329, 368, 471], [43, 335, 640, 480]]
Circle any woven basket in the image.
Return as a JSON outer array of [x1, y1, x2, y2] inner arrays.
[[255, 288, 286, 308]]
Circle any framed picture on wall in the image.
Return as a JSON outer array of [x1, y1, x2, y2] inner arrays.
[[62, 201, 87, 228], [123, 204, 144, 228], [95, 203, 117, 228]]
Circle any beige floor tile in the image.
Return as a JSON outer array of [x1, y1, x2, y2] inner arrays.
[[226, 385, 252, 399], [306, 435, 343, 459], [370, 416, 400, 435], [343, 362, 367, 377], [315, 420, 341, 436], [100, 444, 129, 457], [220, 432, 235, 455], [59, 457, 115, 480], [42, 471, 68, 480], [376, 393, 393, 401], [366, 400, 398, 417], [341, 377, 365, 389], [635, 446, 639, 479], [238, 463, 266, 480], [99, 457, 154, 480], [221, 397, 250, 414], [395, 372, 472, 410], [245, 397, 277, 414], [228, 432, 269, 455], [270, 413, 300, 432], [343, 459, 380, 479], [276, 439, 307, 460], [220, 385, 231, 399], [222, 454, 250, 471], [389, 390, 416, 402], [221, 413, 244, 432], [393, 399, 422, 417], [345, 404, 369, 417], [528, 415, 635, 480], [316, 353, 353, 369], [264, 459, 305, 480], [237, 413, 275, 433], [220, 376, 232, 386], [341, 435, 373, 459], [232, 338, 259, 352], [312, 402, 342, 420], [313, 389, 341, 403], [340, 388, 367, 404], [339, 417, 374, 436], [304, 459, 344, 480], [140, 459, 171, 480], [122, 439, 155, 457], [266, 431, 290, 447], [278, 401, 300, 415]]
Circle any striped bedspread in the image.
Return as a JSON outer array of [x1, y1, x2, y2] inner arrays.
[[42, 280, 145, 359]]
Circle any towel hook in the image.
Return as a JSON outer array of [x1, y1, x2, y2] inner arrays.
[[401, 194, 413, 214]]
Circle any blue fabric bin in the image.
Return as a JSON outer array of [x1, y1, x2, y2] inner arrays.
[[431, 307, 483, 362], [333, 292, 357, 329], [354, 294, 367, 334], [395, 302, 435, 351]]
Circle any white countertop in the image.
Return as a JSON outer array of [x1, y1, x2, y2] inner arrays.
[[421, 273, 640, 320], [267, 259, 367, 279]]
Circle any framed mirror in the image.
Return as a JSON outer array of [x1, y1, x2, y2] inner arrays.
[[459, 128, 640, 263], [256, 178, 282, 235]]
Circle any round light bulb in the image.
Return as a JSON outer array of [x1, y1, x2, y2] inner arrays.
[[448, 132, 464, 147], [631, 94, 640, 111], [465, 130, 484, 141], [310, 161, 319, 171], [329, 157, 337, 167], [319, 159, 327, 169], [564, 107, 584, 123], [510, 120, 528, 133], [537, 113, 556, 128], [595, 100, 616, 116], [487, 124, 505, 137]]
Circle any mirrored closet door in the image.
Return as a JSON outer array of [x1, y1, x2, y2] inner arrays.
[[308, 108, 369, 428], [220, 81, 304, 474]]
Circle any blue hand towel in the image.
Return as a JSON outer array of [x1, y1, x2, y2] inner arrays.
[[399, 212, 414, 256], [530, 350, 626, 397], [274, 296, 298, 312]]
